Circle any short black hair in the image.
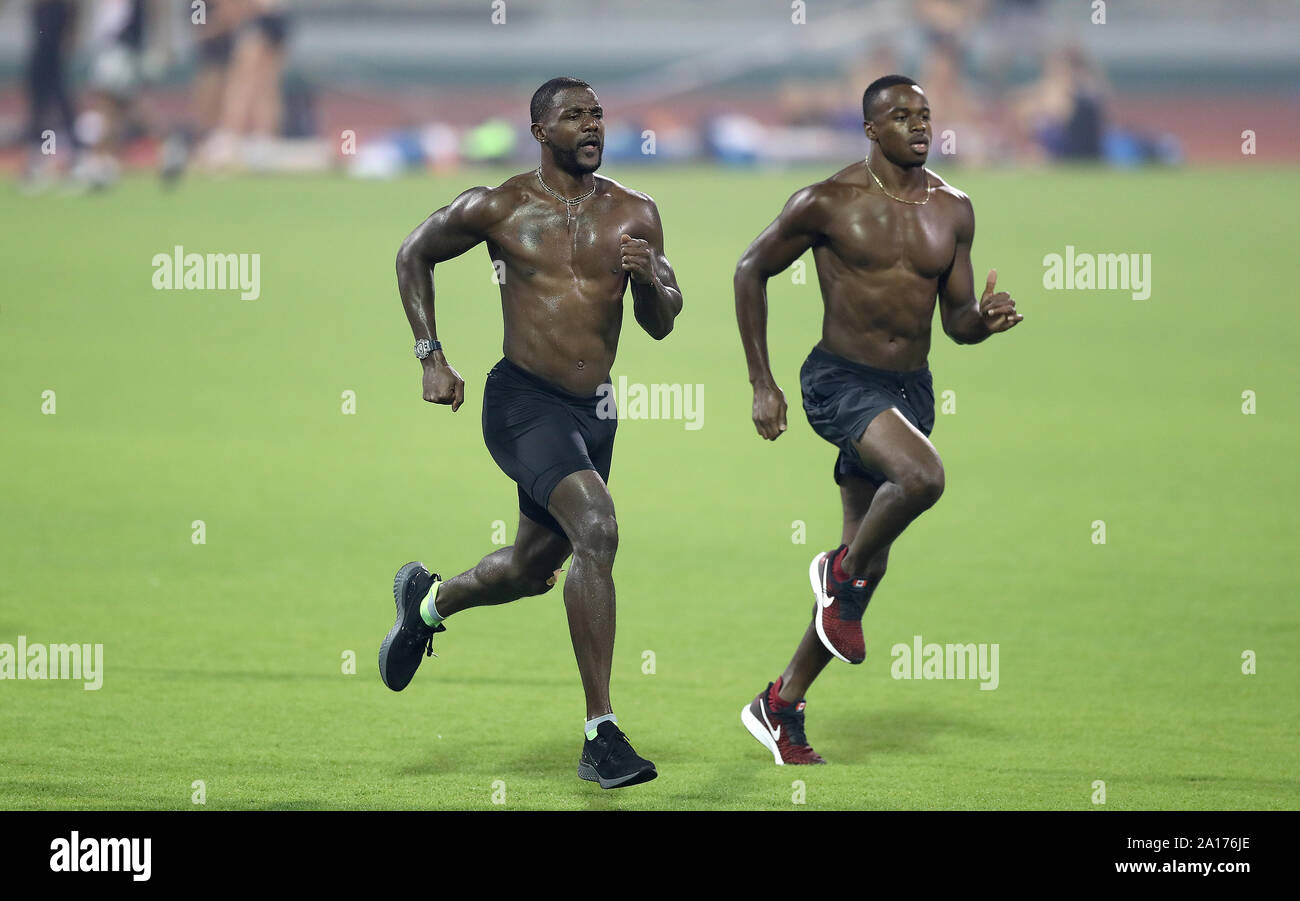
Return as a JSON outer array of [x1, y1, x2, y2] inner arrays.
[[862, 74, 920, 121], [530, 77, 593, 125]]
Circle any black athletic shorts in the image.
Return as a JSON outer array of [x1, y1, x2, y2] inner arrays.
[[799, 345, 935, 487], [481, 357, 616, 537]]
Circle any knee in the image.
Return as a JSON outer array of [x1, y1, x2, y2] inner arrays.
[[897, 461, 945, 509], [569, 510, 618, 562]]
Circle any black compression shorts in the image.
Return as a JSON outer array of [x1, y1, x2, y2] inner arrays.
[[481, 357, 616, 537]]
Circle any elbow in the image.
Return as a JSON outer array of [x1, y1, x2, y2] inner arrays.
[[939, 315, 972, 345], [734, 256, 772, 301], [733, 255, 760, 288], [642, 315, 674, 341], [396, 235, 424, 275], [946, 326, 985, 346], [648, 294, 682, 340]]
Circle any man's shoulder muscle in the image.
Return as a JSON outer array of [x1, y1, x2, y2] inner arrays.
[[779, 174, 859, 235], [596, 176, 664, 233], [448, 178, 528, 232], [598, 175, 658, 210], [928, 174, 974, 238]]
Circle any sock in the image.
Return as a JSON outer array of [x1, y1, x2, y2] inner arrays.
[[418, 579, 445, 627], [831, 545, 851, 583], [585, 713, 617, 740], [769, 678, 793, 711]]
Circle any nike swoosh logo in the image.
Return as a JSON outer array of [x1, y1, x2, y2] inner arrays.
[[759, 704, 781, 742]]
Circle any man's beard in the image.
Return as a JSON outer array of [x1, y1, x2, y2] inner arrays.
[[555, 144, 602, 173]]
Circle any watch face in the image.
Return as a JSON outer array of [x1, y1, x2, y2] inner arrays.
[[415, 339, 431, 359]]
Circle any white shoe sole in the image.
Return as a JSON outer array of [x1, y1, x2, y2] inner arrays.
[[741, 703, 784, 766]]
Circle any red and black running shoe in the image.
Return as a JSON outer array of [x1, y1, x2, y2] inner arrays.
[[741, 680, 827, 765], [810, 546, 869, 664]]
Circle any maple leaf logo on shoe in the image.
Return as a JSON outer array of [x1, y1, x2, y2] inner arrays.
[[853, 579, 866, 588]]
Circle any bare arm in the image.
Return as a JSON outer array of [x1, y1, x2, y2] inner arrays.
[[733, 186, 823, 439], [619, 200, 682, 340], [937, 193, 1022, 344], [396, 186, 504, 410]]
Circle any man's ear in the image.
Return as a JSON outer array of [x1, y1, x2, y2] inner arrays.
[[863, 120, 875, 142], [530, 123, 546, 144]]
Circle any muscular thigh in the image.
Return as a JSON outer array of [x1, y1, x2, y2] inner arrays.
[[852, 408, 943, 486]]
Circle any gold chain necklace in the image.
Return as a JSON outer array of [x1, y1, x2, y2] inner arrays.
[[865, 158, 933, 206]]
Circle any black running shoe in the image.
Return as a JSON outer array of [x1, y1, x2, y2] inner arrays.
[[378, 561, 445, 691], [577, 721, 658, 789]]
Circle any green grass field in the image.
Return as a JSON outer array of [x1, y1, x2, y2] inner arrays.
[[2, 166, 1296, 810]]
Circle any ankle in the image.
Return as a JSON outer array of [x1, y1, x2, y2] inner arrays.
[[832, 546, 856, 582], [771, 677, 797, 708]]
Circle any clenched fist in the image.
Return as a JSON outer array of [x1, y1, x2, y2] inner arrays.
[[620, 233, 656, 285], [422, 358, 465, 411]]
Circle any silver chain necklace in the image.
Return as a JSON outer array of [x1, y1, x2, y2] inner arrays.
[[535, 168, 596, 224]]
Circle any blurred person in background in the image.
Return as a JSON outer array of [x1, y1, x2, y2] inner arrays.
[[20, 0, 79, 190], [914, 0, 989, 49], [1013, 44, 1109, 162], [193, 0, 245, 141], [979, 0, 1050, 95], [199, 0, 290, 171], [159, 0, 245, 183], [73, 0, 174, 190], [918, 36, 992, 166]]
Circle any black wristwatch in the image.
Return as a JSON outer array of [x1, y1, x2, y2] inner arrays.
[[414, 338, 442, 360]]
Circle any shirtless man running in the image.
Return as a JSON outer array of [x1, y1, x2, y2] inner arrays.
[[734, 75, 1022, 765], [381, 77, 683, 789]]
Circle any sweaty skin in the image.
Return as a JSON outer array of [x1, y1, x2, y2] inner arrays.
[[393, 84, 682, 722], [734, 82, 1022, 706], [397, 89, 681, 401], [736, 83, 1021, 439]]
